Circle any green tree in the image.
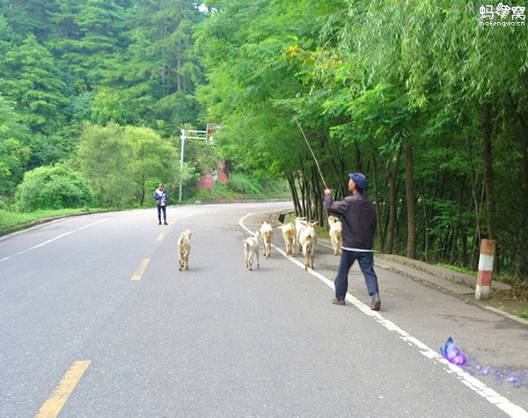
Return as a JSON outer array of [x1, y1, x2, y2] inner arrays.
[[123, 126, 176, 206], [0, 95, 30, 195], [107, 0, 204, 133], [2, 0, 59, 41], [90, 87, 133, 125], [76, 123, 133, 207], [0, 34, 68, 135], [49, 0, 128, 90], [15, 162, 92, 210]]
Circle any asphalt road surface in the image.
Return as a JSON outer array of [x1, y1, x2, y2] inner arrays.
[[1, 202, 527, 418]]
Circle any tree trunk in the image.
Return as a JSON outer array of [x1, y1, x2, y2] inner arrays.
[[461, 231, 467, 264], [387, 168, 397, 254], [482, 104, 498, 271], [305, 172, 313, 221], [451, 177, 466, 264], [371, 145, 385, 251], [355, 141, 362, 171], [177, 39, 182, 92], [287, 173, 301, 216], [329, 156, 345, 195], [519, 113, 528, 274], [449, 227, 458, 264], [404, 143, 416, 259], [339, 158, 347, 197], [312, 166, 323, 225], [298, 171, 306, 218]]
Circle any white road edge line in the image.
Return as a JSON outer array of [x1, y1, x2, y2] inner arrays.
[[76, 219, 109, 231], [0, 218, 110, 263], [239, 211, 528, 418]]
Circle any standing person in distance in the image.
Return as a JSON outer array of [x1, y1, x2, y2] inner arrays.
[[153, 183, 169, 225], [323, 172, 381, 310]]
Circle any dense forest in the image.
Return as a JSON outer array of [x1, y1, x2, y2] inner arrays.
[[1, 1, 527, 280], [0, 0, 207, 209]]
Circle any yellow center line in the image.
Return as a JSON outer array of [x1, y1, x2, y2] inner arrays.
[[131, 257, 150, 281], [156, 232, 164, 242], [35, 360, 91, 418]]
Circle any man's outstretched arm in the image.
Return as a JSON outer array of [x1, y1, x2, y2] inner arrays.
[[323, 189, 348, 215]]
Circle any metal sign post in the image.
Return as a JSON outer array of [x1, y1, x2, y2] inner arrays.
[[178, 128, 216, 202], [178, 132, 186, 202]]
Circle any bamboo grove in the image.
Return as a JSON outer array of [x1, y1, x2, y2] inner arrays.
[[196, 0, 528, 277]]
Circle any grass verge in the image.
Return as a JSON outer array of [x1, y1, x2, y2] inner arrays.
[[0, 208, 113, 236]]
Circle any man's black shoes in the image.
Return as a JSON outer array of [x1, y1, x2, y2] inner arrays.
[[371, 293, 381, 311], [332, 297, 346, 305]]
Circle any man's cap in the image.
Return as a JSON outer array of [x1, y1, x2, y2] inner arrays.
[[349, 172, 368, 191]]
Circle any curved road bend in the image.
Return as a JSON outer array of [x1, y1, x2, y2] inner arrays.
[[0, 202, 526, 417]]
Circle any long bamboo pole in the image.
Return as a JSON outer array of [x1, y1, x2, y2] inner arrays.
[[294, 118, 329, 190]]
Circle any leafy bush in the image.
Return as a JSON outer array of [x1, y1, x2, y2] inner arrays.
[[228, 173, 262, 195], [76, 123, 192, 208], [187, 173, 289, 202], [0, 199, 7, 212], [15, 163, 92, 211]]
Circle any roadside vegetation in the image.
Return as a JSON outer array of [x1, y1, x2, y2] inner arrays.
[[191, 174, 289, 203], [0, 1, 288, 235], [196, 0, 528, 287]]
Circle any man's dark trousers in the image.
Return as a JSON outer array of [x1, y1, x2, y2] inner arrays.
[[335, 250, 379, 301], [157, 205, 166, 223]]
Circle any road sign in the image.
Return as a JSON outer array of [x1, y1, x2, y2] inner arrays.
[[178, 125, 220, 202]]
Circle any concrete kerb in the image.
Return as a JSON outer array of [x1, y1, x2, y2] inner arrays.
[[190, 198, 290, 205], [377, 253, 511, 292], [273, 209, 527, 328]]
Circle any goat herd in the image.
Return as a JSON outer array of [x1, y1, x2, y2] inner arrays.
[[242, 216, 343, 272], [176, 216, 343, 273]]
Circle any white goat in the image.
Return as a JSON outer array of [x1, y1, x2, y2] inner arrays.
[[243, 230, 261, 271], [281, 222, 296, 256], [295, 217, 309, 255], [177, 229, 192, 271], [259, 221, 273, 259], [299, 222, 317, 270], [327, 215, 343, 255]]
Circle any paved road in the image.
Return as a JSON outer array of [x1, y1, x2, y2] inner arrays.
[[0, 202, 526, 417]]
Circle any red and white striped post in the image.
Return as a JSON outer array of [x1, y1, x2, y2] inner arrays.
[[475, 239, 496, 300]]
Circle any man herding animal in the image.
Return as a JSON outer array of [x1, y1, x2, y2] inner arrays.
[[324, 172, 381, 311]]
